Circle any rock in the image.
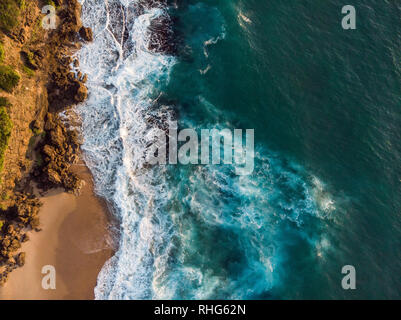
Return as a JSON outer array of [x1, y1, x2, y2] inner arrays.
[[2, 238, 10, 248], [16, 252, 25, 267], [9, 239, 21, 252], [30, 217, 40, 230], [6, 225, 14, 235], [43, 145, 58, 161], [22, 234, 29, 243], [74, 83, 88, 102], [32, 120, 41, 132], [47, 168, 62, 185], [79, 26, 93, 42], [0, 273, 8, 286], [1, 250, 11, 259], [44, 113, 56, 131], [49, 125, 65, 147], [21, 50, 43, 70], [37, 114, 83, 193], [0, 266, 6, 274]]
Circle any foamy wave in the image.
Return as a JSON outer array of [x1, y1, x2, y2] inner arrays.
[[76, 0, 177, 299]]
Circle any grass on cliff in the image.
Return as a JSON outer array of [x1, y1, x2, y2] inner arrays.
[[0, 106, 12, 173], [22, 65, 35, 78], [0, 97, 11, 107], [0, 42, 4, 63], [0, 65, 20, 92], [0, 0, 25, 34]]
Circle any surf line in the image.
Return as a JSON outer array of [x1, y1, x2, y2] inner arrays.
[[146, 121, 255, 175]]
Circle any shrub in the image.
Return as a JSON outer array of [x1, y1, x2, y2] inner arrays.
[[21, 50, 39, 70], [0, 42, 4, 63], [0, 106, 12, 172], [0, 65, 20, 92], [45, 0, 56, 8], [36, 153, 43, 167], [0, 97, 10, 107], [0, 0, 22, 34], [16, 0, 25, 10], [22, 65, 35, 78]]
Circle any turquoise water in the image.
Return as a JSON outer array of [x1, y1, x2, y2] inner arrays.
[[77, 0, 401, 299], [164, 0, 401, 299]]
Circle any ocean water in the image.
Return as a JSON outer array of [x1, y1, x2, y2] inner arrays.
[[75, 0, 401, 299]]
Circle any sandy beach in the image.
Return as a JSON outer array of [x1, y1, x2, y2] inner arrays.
[[0, 164, 115, 300]]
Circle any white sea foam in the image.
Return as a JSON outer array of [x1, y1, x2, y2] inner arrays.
[[76, 0, 177, 299]]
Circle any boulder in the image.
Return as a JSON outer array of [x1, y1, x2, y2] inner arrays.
[[9, 239, 21, 252], [49, 125, 65, 147], [74, 83, 88, 102], [79, 26, 93, 42], [43, 145, 58, 161], [16, 252, 25, 267], [22, 234, 29, 243], [44, 113, 56, 131], [47, 168, 62, 185], [32, 119, 41, 132]]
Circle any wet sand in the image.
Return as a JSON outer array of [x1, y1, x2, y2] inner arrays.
[[0, 164, 115, 300]]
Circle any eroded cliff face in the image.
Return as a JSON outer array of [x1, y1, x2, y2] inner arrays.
[[0, 0, 93, 286]]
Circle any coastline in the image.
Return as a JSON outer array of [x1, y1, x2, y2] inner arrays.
[[0, 162, 114, 299], [0, 0, 116, 298]]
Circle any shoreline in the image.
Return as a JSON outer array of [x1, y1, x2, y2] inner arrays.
[[0, 0, 115, 297], [0, 162, 114, 299]]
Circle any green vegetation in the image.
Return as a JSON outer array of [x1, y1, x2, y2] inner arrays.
[[22, 65, 35, 78], [21, 50, 39, 70], [0, 0, 24, 34], [0, 97, 11, 107], [0, 65, 20, 92], [16, 0, 25, 10], [1, 190, 9, 200], [0, 42, 4, 63], [45, 0, 56, 8], [31, 127, 42, 136], [36, 153, 43, 167], [30, 18, 42, 43], [0, 106, 12, 173]]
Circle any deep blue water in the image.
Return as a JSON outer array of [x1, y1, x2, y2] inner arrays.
[[164, 0, 401, 299], [78, 0, 401, 299]]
